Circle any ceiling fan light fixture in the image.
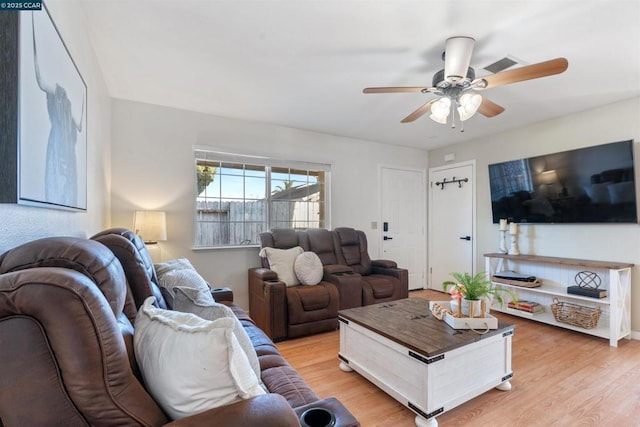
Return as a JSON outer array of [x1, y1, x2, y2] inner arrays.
[[429, 97, 451, 124], [362, 37, 566, 127], [429, 112, 448, 124], [444, 36, 475, 83], [457, 93, 482, 121]]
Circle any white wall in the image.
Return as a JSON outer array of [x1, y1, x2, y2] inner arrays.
[[428, 96, 640, 332], [0, 1, 111, 253], [110, 99, 429, 310]]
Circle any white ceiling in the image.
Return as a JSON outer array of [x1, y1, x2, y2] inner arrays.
[[82, 0, 640, 150]]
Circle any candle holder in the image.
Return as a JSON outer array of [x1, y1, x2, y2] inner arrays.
[[499, 230, 508, 253], [508, 231, 520, 255]]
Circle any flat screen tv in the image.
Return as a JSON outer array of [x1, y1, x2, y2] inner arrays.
[[489, 140, 637, 224]]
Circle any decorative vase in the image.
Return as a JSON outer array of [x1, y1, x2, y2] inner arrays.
[[508, 223, 520, 255], [461, 298, 485, 318], [499, 230, 508, 253]]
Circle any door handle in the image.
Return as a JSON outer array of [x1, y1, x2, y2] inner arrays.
[[459, 236, 471, 241], [384, 236, 393, 240]]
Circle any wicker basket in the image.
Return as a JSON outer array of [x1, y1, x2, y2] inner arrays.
[[550, 298, 601, 329]]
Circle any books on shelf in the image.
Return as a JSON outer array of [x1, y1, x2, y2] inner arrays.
[[507, 300, 544, 314], [567, 285, 608, 299]]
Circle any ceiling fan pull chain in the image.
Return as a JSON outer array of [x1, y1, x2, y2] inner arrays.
[[453, 99, 465, 132], [450, 100, 456, 129]]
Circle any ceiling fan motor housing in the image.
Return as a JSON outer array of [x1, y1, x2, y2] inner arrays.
[[433, 67, 476, 89], [444, 36, 475, 83]]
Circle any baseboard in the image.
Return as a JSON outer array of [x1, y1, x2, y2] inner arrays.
[[630, 330, 640, 341]]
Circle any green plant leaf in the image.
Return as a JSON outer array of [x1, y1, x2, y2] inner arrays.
[[442, 271, 517, 305]]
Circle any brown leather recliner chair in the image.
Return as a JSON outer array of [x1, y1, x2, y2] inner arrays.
[[249, 228, 363, 341], [332, 227, 409, 305], [0, 236, 300, 427], [92, 227, 169, 310], [306, 228, 363, 310]]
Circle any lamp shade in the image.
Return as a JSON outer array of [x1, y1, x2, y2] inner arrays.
[[133, 211, 167, 243], [429, 97, 451, 124], [538, 170, 558, 185], [457, 93, 482, 121]]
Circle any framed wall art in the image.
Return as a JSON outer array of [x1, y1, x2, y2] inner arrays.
[[0, 5, 87, 211]]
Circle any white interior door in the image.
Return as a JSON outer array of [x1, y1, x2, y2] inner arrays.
[[381, 166, 426, 290], [428, 161, 475, 291]]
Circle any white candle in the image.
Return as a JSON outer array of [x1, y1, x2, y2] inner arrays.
[[499, 219, 507, 231], [509, 222, 518, 235]]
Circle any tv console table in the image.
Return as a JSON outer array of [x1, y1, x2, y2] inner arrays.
[[484, 253, 633, 347]]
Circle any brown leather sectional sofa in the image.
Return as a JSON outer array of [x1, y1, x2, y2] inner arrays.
[[249, 227, 409, 341], [0, 228, 358, 426]]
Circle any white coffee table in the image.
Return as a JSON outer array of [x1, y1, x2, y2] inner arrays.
[[338, 298, 514, 427]]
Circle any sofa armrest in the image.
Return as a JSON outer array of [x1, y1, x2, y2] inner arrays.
[[164, 394, 299, 427], [371, 265, 405, 278], [371, 264, 409, 299], [323, 264, 353, 275], [323, 267, 362, 310], [210, 287, 234, 302], [294, 397, 360, 427], [248, 268, 288, 341], [250, 267, 280, 282], [371, 259, 397, 269]]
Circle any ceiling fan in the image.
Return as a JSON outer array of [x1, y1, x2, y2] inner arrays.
[[363, 37, 568, 129]]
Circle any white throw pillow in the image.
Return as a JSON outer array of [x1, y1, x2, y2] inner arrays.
[[294, 252, 323, 285], [172, 286, 262, 381], [154, 258, 195, 275], [259, 246, 304, 286], [134, 297, 265, 420], [154, 258, 211, 308], [608, 181, 635, 204], [584, 182, 611, 204]]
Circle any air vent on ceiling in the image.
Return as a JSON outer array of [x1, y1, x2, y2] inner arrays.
[[484, 57, 518, 74]]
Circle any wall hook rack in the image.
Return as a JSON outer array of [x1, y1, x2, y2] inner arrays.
[[435, 176, 468, 190]]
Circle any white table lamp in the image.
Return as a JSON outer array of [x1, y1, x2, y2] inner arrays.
[[133, 211, 167, 244]]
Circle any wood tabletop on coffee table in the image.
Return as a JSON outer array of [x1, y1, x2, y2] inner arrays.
[[338, 298, 514, 357]]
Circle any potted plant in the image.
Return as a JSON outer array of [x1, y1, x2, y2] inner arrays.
[[442, 272, 517, 317]]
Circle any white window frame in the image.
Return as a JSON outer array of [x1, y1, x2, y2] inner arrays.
[[194, 148, 331, 248]]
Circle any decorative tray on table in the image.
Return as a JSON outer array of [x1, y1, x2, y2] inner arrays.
[[429, 301, 498, 330]]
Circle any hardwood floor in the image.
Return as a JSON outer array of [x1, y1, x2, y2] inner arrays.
[[277, 289, 640, 426]]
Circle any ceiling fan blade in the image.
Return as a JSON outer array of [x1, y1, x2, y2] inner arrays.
[[475, 57, 568, 89], [444, 36, 475, 83], [363, 87, 432, 94], [477, 97, 505, 117], [401, 99, 436, 123]]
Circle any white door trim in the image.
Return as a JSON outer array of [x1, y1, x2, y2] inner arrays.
[[428, 160, 477, 288], [378, 164, 427, 289]]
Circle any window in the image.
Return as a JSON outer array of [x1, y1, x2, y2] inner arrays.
[[488, 159, 533, 200], [194, 150, 330, 247]]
